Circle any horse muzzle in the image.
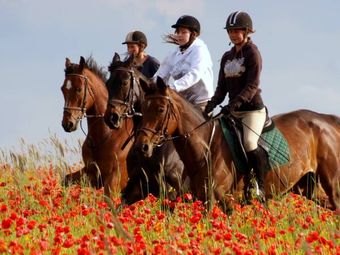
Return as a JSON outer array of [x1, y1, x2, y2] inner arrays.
[[62, 119, 78, 132], [104, 111, 123, 129], [135, 140, 154, 158]]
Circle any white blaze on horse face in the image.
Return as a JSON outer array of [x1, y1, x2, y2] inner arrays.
[[65, 80, 72, 90]]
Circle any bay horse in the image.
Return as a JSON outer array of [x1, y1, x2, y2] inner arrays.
[[134, 77, 340, 212], [104, 53, 185, 205], [61, 56, 133, 196]]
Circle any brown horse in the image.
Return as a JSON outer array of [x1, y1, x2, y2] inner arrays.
[[104, 53, 185, 205], [61, 56, 133, 196], [134, 77, 340, 212]]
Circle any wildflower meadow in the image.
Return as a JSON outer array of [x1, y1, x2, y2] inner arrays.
[[0, 136, 339, 254]]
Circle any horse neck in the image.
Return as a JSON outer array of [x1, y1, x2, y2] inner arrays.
[[171, 91, 213, 166], [133, 75, 145, 113], [171, 94, 235, 192], [129, 79, 145, 129], [84, 71, 110, 135]]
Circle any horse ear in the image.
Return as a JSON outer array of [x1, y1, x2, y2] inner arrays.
[[65, 58, 71, 68], [139, 78, 151, 92], [125, 54, 134, 67], [112, 52, 120, 63], [140, 77, 152, 93], [156, 76, 168, 91], [79, 56, 86, 70]]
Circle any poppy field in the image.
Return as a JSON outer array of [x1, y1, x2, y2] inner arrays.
[[0, 136, 339, 254]]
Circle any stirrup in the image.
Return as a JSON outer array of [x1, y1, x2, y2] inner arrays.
[[254, 181, 266, 204]]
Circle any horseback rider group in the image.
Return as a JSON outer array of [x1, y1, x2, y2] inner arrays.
[[120, 11, 267, 202]]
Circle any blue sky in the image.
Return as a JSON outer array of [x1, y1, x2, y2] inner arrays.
[[1, 0, 339, 150]]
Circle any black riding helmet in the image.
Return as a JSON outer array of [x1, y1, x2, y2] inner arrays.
[[224, 11, 253, 33], [171, 15, 200, 34], [122, 31, 148, 47]]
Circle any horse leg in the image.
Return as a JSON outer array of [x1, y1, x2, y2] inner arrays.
[[103, 169, 122, 198], [120, 176, 144, 205], [317, 160, 340, 211], [291, 172, 316, 200], [63, 164, 102, 188], [63, 169, 83, 186], [119, 159, 129, 191], [84, 163, 104, 188], [214, 187, 233, 215], [160, 142, 185, 197]]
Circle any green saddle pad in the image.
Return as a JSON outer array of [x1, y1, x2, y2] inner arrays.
[[219, 116, 290, 174]]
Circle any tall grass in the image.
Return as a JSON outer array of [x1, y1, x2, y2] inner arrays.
[[0, 133, 83, 175], [0, 134, 339, 254]]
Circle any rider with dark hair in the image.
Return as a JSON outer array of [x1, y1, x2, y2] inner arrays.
[[154, 15, 214, 111], [204, 11, 267, 202], [122, 30, 159, 78]]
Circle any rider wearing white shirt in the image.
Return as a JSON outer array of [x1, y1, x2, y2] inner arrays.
[[154, 15, 214, 110]]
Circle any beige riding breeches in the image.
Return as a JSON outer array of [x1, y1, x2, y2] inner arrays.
[[231, 107, 266, 152]]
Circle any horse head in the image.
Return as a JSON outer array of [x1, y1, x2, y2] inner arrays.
[[61, 56, 106, 132], [105, 52, 149, 129], [135, 77, 179, 158]]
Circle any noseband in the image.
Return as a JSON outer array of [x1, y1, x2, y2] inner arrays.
[[107, 67, 142, 119]]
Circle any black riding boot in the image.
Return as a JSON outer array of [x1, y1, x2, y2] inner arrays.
[[246, 147, 267, 203]]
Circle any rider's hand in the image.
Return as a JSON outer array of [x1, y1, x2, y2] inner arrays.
[[203, 101, 215, 118], [227, 98, 242, 112], [220, 105, 231, 115]]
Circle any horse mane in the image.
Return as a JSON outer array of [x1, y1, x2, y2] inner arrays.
[[85, 56, 107, 83], [64, 56, 107, 83], [174, 91, 205, 118], [144, 84, 205, 121]]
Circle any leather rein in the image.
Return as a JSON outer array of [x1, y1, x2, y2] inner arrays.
[[138, 94, 216, 147]]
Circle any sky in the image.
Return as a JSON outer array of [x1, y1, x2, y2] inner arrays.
[[1, 0, 339, 151]]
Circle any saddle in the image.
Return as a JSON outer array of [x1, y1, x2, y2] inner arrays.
[[219, 112, 290, 174]]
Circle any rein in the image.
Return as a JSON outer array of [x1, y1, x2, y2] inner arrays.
[[138, 94, 215, 146]]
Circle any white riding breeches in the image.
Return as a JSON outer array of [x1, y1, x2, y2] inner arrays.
[[231, 107, 266, 152]]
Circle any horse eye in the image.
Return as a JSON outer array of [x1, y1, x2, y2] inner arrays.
[[158, 107, 165, 114], [75, 87, 82, 93]]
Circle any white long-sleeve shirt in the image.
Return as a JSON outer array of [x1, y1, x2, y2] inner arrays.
[[154, 38, 214, 105]]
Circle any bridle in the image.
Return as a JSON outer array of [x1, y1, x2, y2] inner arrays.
[[137, 95, 174, 146], [63, 73, 98, 119], [107, 67, 142, 119], [63, 72, 111, 147], [137, 94, 217, 148]]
